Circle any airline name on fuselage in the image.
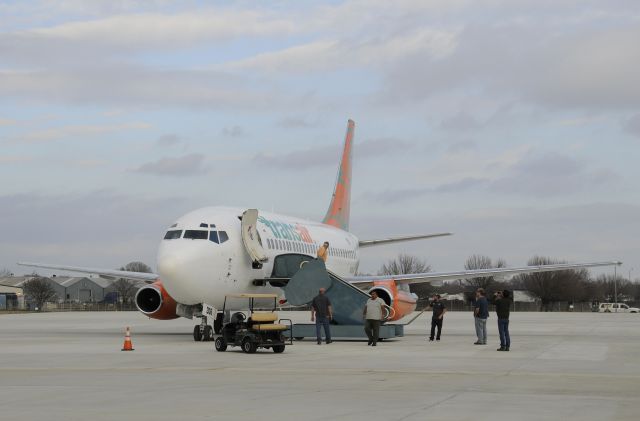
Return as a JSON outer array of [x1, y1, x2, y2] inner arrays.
[[258, 216, 314, 244]]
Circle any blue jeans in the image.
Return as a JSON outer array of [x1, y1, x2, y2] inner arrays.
[[474, 317, 487, 343], [315, 317, 331, 343], [498, 318, 510, 348]]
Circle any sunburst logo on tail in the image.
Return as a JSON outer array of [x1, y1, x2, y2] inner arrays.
[[323, 119, 355, 231]]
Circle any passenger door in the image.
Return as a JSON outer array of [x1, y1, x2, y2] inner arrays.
[[240, 209, 268, 263]]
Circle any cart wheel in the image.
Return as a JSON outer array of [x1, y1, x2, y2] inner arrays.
[[242, 337, 257, 354], [272, 345, 285, 353], [214, 336, 227, 352], [193, 325, 202, 342], [203, 325, 213, 342], [294, 337, 304, 341]]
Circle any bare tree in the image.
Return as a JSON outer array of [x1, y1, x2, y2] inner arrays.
[[379, 254, 432, 302], [379, 254, 431, 275], [114, 262, 153, 304], [23, 277, 57, 310], [463, 255, 506, 291], [0, 268, 12, 277], [516, 256, 589, 311], [120, 262, 152, 273], [594, 274, 633, 302]]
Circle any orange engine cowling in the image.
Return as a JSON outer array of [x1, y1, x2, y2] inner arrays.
[[135, 280, 179, 320], [368, 280, 417, 322]]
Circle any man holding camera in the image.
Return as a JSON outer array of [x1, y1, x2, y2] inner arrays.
[[427, 294, 447, 341], [493, 290, 512, 351]]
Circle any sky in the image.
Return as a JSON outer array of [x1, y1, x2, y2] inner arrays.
[[1, 0, 638, 280]]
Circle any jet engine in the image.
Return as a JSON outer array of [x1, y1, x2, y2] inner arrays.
[[369, 280, 418, 322], [135, 280, 179, 320]]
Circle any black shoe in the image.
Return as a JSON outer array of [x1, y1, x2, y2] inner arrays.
[[436, 338, 440, 341], [372, 343, 377, 346], [317, 341, 321, 345], [367, 340, 372, 346], [505, 347, 510, 351], [428, 338, 434, 342], [497, 347, 505, 351], [474, 341, 482, 345], [326, 340, 332, 344]]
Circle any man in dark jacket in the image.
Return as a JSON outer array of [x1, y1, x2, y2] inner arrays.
[[493, 290, 512, 351], [473, 288, 489, 345], [427, 294, 447, 341], [311, 288, 332, 345]]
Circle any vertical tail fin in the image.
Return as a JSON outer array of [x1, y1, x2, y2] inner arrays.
[[323, 119, 355, 231]]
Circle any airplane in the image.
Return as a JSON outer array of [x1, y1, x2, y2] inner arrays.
[[20, 119, 621, 340]]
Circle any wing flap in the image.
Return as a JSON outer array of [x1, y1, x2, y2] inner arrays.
[[346, 261, 622, 288], [17, 262, 159, 282]]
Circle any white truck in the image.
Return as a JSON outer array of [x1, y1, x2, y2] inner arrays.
[[598, 303, 639, 313]]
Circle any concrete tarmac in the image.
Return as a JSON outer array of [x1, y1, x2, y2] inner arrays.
[[1, 311, 639, 421]]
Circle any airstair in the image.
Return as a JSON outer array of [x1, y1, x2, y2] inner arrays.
[[261, 257, 403, 340]]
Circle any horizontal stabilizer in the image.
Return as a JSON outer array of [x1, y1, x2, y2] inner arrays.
[[359, 233, 452, 248]]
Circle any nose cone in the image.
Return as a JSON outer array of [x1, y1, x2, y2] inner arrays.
[[157, 244, 201, 305]]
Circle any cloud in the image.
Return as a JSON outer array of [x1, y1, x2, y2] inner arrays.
[[156, 134, 182, 147], [0, 67, 283, 109], [222, 125, 245, 138], [0, 117, 16, 126], [226, 27, 458, 74], [623, 113, 640, 138], [254, 137, 412, 170], [362, 151, 618, 203], [278, 116, 318, 128], [132, 153, 208, 176], [378, 21, 640, 110], [440, 112, 481, 131], [1, 9, 295, 58], [0, 190, 193, 274], [490, 152, 618, 197], [10, 122, 151, 143]]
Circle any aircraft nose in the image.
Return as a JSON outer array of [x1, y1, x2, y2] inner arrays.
[[157, 255, 179, 280]]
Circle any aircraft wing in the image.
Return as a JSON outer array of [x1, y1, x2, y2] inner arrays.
[[358, 232, 452, 248], [345, 261, 622, 288], [17, 262, 159, 282]]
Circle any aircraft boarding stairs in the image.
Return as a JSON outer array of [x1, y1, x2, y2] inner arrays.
[[261, 256, 404, 340]]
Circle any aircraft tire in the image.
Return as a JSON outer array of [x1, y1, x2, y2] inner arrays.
[[272, 345, 285, 353], [193, 325, 202, 341], [203, 325, 213, 342]]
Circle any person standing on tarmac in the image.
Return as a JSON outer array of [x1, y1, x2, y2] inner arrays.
[[473, 288, 489, 345], [493, 290, 512, 351], [311, 288, 332, 345], [317, 242, 329, 262], [363, 290, 386, 346], [428, 294, 447, 341]]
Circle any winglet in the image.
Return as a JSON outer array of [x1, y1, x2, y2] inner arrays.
[[323, 119, 355, 231]]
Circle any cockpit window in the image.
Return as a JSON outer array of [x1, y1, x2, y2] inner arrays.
[[219, 231, 229, 243], [170, 223, 177, 228], [164, 230, 182, 240], [184, 230, 208, 240], [199, 223, 208, 228], [209, 231, 219, 244]]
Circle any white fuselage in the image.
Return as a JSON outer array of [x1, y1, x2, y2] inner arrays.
[[157, 207, 360, 308]]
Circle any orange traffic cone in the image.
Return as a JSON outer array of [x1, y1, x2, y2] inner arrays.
[[121, 326, 134, 351]]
